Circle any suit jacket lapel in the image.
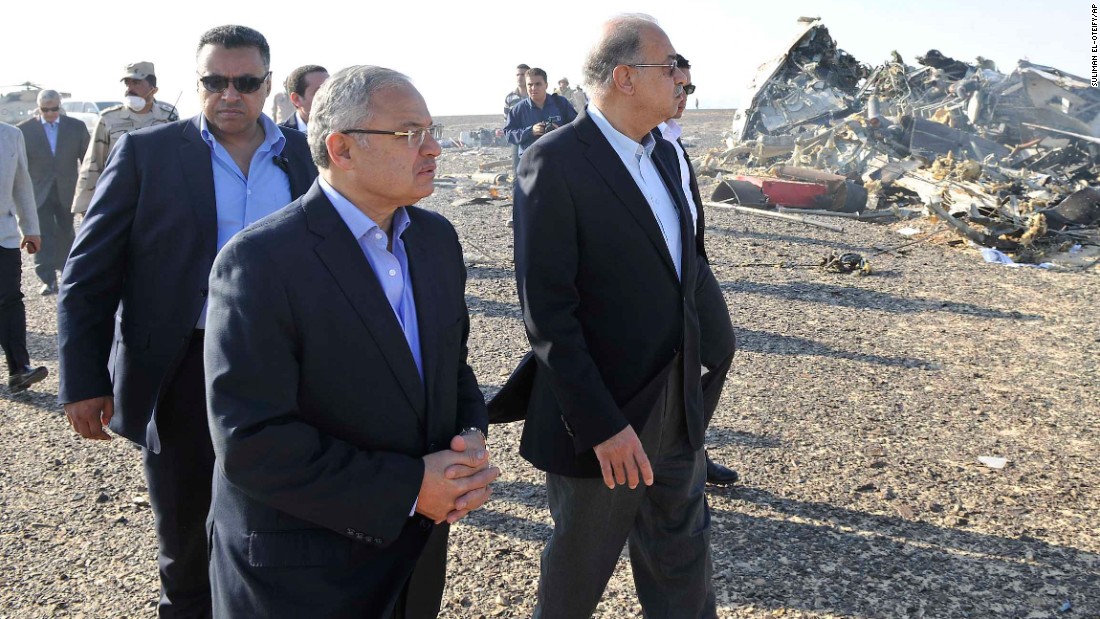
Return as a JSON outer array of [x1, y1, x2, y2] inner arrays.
[[651, 136, 696, 280], [403, 215, 446, 435], [278, 126, 312, 197], [576, 113, 678, 280], [28, 121, 52, 160], [304, 184, 426, 416], [179, 117, 218, 264], [678, 137, 708, 262]]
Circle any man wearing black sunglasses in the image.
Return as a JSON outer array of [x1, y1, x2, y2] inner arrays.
[[656, 54, 741, 488], [58, 24, 317, 618], [16, 89, 89, 295]]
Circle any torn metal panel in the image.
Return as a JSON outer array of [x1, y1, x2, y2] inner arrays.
[[729, 19, 866, 142], [1044, 188, 1100, 229], [908, 118, 1010, 162]]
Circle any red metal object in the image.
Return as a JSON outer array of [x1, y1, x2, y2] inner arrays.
[[733, 175, 828, 208]]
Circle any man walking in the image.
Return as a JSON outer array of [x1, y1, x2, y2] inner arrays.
[[504, 14, 717, 618], [17, 90, 89, 294], [57, 25, 317, 617], [205, 64, 497, 618], [0, 122, 47, 393], [72, 61, 178, 215]]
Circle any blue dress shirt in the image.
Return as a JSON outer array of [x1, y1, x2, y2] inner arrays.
[[319, 177, 423, 380], [197, 113, 293, 326], [41, 118, 58, 155]]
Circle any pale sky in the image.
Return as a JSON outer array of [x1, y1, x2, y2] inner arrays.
[[1, 0, 1086, 118]]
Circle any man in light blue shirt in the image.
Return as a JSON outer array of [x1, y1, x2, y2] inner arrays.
[[58, 25, 317, 617]]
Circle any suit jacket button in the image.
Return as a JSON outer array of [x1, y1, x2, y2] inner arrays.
[[200, 287, 208, 297], [419, 520, 432, 530], [428, 442, 439, 451]]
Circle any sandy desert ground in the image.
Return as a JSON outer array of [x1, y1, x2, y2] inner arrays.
[[1, 110, 1097, 618]]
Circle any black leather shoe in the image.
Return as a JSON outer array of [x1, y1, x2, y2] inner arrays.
[[9, 366, 48, 393], [705, 452, 739, 486]]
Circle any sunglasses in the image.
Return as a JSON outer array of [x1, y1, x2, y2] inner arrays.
[[198, 71, 271, 94], [40, 106, 60, 113], [683, 84, 696, 95]]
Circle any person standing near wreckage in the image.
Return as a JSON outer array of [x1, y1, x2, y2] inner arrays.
[[499, 14, 717, 616], [503, 67, 577, 165], [655, 53, 740, 487]]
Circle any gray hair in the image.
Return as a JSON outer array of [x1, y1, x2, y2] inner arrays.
[[308, 65, 411, 169], [582, 14, 658, 98], [37, 90, 61, 104]]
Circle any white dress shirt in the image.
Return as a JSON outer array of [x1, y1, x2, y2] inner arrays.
[[587, 104, 682, 279], [658, 120, 698, 232]]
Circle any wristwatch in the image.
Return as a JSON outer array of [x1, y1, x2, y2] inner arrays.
[[460, 427, 487, 444]]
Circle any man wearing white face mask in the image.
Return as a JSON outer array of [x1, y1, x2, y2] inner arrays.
[[72, 61, 178, 214]]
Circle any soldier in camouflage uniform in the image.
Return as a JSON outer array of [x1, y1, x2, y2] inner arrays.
[[71, 62, 178, 214]]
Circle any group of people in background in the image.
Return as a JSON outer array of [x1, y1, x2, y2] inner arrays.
[[0, 13, 739, 619]]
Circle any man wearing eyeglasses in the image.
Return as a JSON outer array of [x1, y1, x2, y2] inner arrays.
[[656, 54, 741, 488], [204, 65, 496, 618], [503, 67, 578, 163], [17, 89, 89, 295], [502, 14, 717, 617], [57, 25, 317, 618]]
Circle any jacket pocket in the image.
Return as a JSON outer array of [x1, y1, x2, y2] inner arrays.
[[248, 529, 353, 568]]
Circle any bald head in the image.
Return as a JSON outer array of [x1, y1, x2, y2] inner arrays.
[[581, 15, 684, 140], [582, 14, 658, 100]]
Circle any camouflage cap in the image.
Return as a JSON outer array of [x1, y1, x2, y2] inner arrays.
[[121, 61, 155, 81]]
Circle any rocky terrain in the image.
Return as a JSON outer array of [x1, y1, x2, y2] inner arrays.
[[1, 110, 1096, 618]]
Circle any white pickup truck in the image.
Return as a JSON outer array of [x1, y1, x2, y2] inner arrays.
[[61, 100, 122, 133]]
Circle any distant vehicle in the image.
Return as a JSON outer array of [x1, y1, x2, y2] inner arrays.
[[62, 100, 122, 132], [0, 83, 72, 126]]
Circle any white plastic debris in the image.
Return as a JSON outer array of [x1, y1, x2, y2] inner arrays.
[[979, 247, 1054, 269], [978, 456, 1008, 469], [897, 227, 922, 237]]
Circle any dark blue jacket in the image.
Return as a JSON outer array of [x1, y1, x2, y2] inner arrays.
[[57, 116, 317, 451], [503, 94, 577, 156]]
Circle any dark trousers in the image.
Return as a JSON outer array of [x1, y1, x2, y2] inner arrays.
[[34, 185, 74, 286], [534, 365, 716, 619], [143, 332, 214, 618], [0, 247, 29, 374]]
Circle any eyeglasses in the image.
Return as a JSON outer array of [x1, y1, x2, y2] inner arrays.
[[627, 62, 679, 77], [339, 124, 444, 148], [198, 71, 271, 94], [683, 84, 696, 95], [39, 106, 60, 113]]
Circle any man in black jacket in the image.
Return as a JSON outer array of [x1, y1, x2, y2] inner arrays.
[[507, 14, 716, 618]]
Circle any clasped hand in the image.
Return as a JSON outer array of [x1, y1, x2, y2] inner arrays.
[[417, 433, 499, 524]]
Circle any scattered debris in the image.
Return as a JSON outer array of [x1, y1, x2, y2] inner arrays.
[[712, 18, 1100, 266], [977, 456, 1008, 469]]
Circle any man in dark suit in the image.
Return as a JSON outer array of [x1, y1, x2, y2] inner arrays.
[[509, 14, 716, 618], [205, 65, 497, 618], [656, 54, 740, 486], [57, 25, 317, 618], [279, 64, 328, 134], [17, 90, 89, 294]]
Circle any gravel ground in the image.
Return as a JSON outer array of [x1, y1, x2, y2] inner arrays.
[[1, 110, 1097, 618]]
